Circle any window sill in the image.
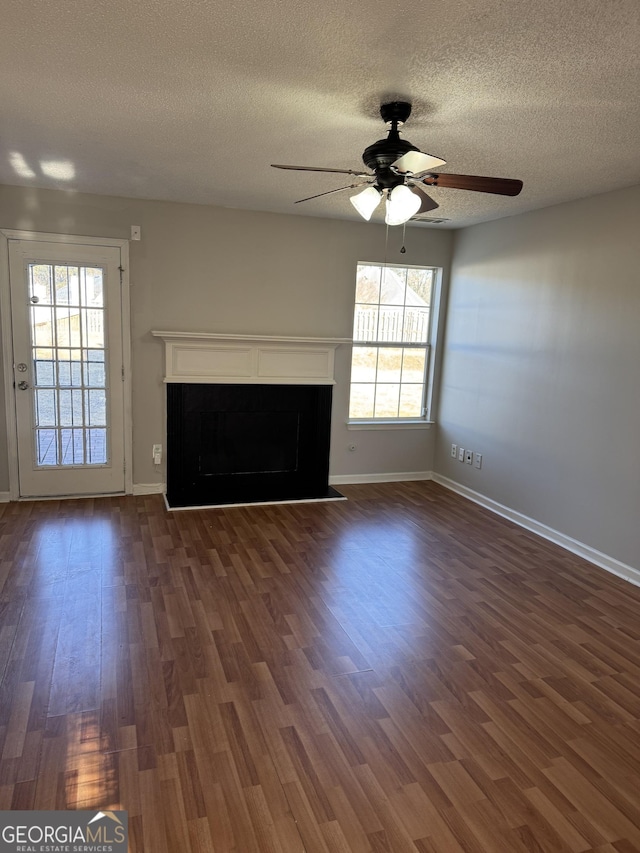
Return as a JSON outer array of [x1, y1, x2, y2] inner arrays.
[[347, 420, 434, 431]]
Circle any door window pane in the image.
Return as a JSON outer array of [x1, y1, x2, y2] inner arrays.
[[35, 352, 55, 386], [58, 389, 84, 426], [36, 429, 58, 465], [85, 350, 106, 386], [60, 428, 85, 465], [56, 307, 81, 347], [30, 264, 53, 303], [86, 389, 106, 426], [54, 265, 79, 306], [83, 310, 104, 347], [35, 389, 57, 426], [87, 429, 107, 464], [32, 305, 54, 347], [81, 268, 104, 306]]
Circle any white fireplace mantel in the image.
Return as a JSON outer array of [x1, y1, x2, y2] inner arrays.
[[152, 331, 350, 385]]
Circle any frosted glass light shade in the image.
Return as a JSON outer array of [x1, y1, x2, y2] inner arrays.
[[385, 185, 422, 225], [350, 186, 382, 220]]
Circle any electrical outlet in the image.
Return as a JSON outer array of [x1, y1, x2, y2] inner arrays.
[[450, 443, 457, 458], [152, 443, 162, 464], [465, 450, 473, 464], [474, 453, 483, 469], [458, 447, 465, 462]]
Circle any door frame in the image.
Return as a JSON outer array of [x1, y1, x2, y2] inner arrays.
[[0, 229, 133, 500]]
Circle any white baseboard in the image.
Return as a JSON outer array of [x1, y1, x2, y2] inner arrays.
[[136, 474, 432, 494], [133, 483, 165, 496], [136, 474, 432, 493], [432, 473, 640, 588], [330, 471, 433, 486], [0, 492, 10, 503]]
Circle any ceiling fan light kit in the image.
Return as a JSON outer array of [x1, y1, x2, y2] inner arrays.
[[350, 183, 424, 227], [349, 186, 382, 220], [272, 100, 523, 225], [385, 184, 422, 225]]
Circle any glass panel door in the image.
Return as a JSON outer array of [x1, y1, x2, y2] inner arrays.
[[9, 240, 126, 497]]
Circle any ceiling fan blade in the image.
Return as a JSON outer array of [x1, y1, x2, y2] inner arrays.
[[408, 185, 439, 214], [294, 183, 365, 204], [272, 164, 370, 177], [421, 172, 523, 196], [392, 151, 446, 175]]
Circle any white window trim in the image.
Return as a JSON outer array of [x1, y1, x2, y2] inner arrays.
[[347, 419, 434, 430], [347, 263, 443, 427]]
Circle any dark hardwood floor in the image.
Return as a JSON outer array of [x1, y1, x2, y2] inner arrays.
[[1, 481, 640, 852]]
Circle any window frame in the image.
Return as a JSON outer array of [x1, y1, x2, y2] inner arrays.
[[347, 261, 442, 429]]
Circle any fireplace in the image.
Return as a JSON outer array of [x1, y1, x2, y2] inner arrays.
[[166, 383, 337, 507], [152, 331, 348, 508]]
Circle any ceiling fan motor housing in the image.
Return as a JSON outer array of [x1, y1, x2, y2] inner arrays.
[[363, 101, 419, 188]]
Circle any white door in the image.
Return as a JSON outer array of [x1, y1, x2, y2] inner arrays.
[[8, 239, 126, 497]]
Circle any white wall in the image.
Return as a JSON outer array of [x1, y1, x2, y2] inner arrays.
[[0, 184, 453, 490], [435, 184, 640, 569]]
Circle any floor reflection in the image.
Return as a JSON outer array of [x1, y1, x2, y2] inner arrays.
[[62, 712, 119, 809], [30, 514, 121, 589]]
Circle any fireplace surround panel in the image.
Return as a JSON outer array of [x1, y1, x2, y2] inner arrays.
[[154, 332, 347, 508]]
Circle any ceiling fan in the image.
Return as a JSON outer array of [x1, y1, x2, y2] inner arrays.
[[272, 101, 523, 225]]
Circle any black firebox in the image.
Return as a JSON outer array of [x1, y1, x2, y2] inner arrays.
[[166, 383, 337, 507]]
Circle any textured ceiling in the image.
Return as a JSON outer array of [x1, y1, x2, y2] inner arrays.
[[1, 0, 639, 228]]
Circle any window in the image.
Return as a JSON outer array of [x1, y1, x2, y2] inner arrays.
[[348, 262, 440, 423]]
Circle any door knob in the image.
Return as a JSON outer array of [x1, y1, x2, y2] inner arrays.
[[17, 380, 29, 390]]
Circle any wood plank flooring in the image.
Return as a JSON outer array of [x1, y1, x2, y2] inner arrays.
[[1, 481, 640, 851]]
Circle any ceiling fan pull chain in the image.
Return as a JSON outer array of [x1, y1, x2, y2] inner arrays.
[[400, 221, 407, 253], [384, 221, 389, 267]]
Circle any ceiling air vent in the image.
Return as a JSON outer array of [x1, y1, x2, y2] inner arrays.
[[412, 216, 450, 224]]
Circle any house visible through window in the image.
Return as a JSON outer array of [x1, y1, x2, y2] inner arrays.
[[348, 262, 440, 421]]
